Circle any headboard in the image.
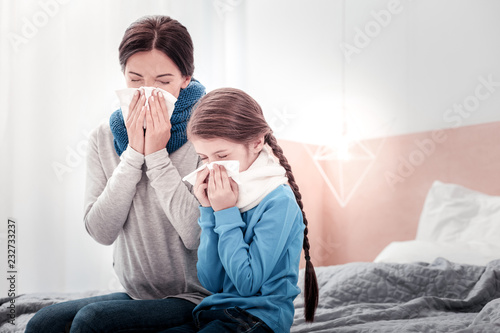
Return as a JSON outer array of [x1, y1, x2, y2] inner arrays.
[[279, 121, 500, 267]]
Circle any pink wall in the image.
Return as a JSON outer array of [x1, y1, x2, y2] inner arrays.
[[280, 121, 500, 268]]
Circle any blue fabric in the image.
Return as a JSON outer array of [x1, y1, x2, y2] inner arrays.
[[160, 307, 273, 333], [25, 292, 196, 333], [195, 185, 305, 333], [110, 78, 206, 156]]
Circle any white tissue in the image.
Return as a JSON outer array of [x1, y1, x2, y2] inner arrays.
[[182, 160, 241, 185], [115, 86, 177, 129]]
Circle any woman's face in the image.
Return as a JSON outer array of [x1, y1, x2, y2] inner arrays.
[[124, 49, 191, 98], [191, 137, 264, 172]]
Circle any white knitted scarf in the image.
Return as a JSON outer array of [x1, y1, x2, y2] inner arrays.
[[237, 147, 288, 212]]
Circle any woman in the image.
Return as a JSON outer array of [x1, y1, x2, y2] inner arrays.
[[26, 15, 209, 332]]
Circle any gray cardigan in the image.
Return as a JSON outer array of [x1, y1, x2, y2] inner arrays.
[[84, 121, 208, 303]]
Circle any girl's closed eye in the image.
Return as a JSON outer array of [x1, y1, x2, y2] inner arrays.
[[158, 81, 170, 85], [216, 154, 227, 159]]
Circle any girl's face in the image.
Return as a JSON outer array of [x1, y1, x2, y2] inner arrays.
[[191, 137, 264, 172], [124, 48, 191, 98]]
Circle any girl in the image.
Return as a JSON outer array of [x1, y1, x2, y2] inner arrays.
[[26, 15, 209, 332], [164, 88, 319, 333]]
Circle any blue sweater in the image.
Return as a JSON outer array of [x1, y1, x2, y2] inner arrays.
[[194, 185, 304, 333]]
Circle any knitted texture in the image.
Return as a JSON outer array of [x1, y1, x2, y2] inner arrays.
[[110, 79, 206, 156]]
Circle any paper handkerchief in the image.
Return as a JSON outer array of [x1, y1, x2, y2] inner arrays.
[[182, 160, 241, 185], [115, 86, 177, 129]]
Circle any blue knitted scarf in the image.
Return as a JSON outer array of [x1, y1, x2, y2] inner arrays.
[[109, 79, 206, 156]]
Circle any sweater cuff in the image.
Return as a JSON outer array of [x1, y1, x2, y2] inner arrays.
[[121, 146, 145, 169], [198, 206, 215, 227], [145, 148, 169, 170], [214, 207, 244, 234]]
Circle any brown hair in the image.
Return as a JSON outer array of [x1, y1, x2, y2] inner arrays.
[[188, 88, 319, 322], [118, 15, 194, 76]]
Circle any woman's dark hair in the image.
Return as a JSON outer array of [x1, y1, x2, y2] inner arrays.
[[118, 15, 194, 76], [188, 88, 319, 322]]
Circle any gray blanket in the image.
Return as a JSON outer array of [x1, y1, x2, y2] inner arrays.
[[2, 259, 499, 332], [292, 258, 500, 332]]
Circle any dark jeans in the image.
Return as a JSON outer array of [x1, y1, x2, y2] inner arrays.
[[161, 307, 273, 333], [25, 292, 196, 333]]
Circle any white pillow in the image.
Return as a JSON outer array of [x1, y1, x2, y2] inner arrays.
[[416, 180, 500, 245], [375, 181, 500, 265], [374, 240, 500, 266]]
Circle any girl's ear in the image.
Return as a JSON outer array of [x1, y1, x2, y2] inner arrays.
[[250, 136, 265, 154]]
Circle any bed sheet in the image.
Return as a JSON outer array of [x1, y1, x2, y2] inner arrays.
[[292, 258, 500, 332]]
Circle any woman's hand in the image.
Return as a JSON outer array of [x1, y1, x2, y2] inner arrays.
[[194, 167, 211, 207], [145, 89, 172, 156], [125, 89, 146, 154], [207, 164, 239, 211]]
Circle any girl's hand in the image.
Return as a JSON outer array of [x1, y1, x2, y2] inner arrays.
[[145, 89, 172, 156], [208, 164, 239, 211], [194, 167, 211, 207], [125, 89, 146, 154]]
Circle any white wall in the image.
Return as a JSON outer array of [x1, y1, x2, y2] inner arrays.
[[1, 0, 499, 295], [344, 0, 500, 141], [242, 0, 500, 145]]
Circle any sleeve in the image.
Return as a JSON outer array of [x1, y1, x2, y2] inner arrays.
[[145, 149, 201, 250], [83, 128, 144, 246], [213, 196, 300, 297], [196, 207, 225, 293]]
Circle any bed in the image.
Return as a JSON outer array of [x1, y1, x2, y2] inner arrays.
[[2, 181, 500, 332], [292, 258, 500, 332], [292, 180, 500, 332]]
